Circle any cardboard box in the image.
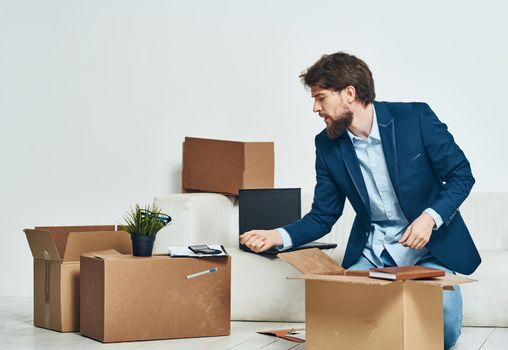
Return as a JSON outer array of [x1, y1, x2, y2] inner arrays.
[[80, 251, 231, 343], [278, 249, 474, 350], [23, 226, 132, 332], [182, 136, 274, 195]]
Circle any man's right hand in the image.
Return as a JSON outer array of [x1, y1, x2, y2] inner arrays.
[[239, 229, 283, 253]]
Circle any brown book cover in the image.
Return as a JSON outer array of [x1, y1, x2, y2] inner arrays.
[[369, 266, 445, 281]]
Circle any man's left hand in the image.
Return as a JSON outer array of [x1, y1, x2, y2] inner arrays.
[[399, 212, 436, 249], [239, 230, 283, 253]]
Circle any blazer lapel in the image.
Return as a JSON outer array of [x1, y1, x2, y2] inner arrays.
[[336, 133, 371, 219], [374, 101, 400, 199]]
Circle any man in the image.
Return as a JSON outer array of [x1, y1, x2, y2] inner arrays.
[[240, 52, 481, 349]]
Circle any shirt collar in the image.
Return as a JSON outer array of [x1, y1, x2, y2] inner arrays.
[[347, 104, 380, 143]]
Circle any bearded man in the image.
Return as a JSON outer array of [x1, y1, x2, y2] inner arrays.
[[240, 52, 480, 349]]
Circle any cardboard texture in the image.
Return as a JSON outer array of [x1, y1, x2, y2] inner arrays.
[[80, 253, 231, 343], [23, 226, 132, 332], [276, 248, 345, 274], [182, 136, 274, 195], [278, 248, 475, 350]]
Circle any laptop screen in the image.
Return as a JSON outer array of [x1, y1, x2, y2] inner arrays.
[[238, 188, 301, 235]]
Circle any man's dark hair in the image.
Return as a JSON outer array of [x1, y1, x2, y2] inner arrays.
[[300, 52, 375, 105]]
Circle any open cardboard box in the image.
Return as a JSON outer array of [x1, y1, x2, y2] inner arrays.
[[182, 136, 274, 195], [23, 226, 131, 332], [80, 250, 231, 343], [278, 248, 475, 350]]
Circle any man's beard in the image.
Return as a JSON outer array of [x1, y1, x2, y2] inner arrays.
[[325, 111, 354, 139]]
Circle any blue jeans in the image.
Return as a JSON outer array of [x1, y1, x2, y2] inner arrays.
[[349, 251, 463, 350]]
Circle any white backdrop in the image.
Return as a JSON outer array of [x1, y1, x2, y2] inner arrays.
[[1, 0, 506, 296]]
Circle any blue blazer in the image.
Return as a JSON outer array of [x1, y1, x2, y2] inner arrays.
[[283, 101, 481, 275]]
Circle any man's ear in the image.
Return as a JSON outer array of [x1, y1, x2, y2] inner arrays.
[[343, 85, 357, 104]]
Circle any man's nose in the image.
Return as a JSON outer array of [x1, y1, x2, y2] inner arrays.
[[313, 101, 321, 113]]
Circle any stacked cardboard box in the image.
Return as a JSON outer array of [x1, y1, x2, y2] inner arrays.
[[182, 136, 274, 195], [23, 226, 131, 332]]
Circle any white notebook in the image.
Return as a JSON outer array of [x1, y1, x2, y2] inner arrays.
[[168, 245, 227, 258]]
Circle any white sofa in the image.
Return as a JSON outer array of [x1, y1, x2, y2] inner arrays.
[[153, 192, 508, 327]]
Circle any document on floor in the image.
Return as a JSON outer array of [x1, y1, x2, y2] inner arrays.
[[257, 328, 306, 343], [168, 245, 228, 258]]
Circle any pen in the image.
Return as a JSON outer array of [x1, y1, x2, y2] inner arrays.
[[186, 267, 218, 280]]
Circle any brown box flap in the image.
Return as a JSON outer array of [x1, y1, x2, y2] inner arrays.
[[33, 225, 116, 258], [82, 250, 134, 260], [278, 248, 345, 274], [289, 272, 475, 288], [91, 249, 123, 259], [24, 229, 61, 261], [34, 225, 116, 233], [405, 274, 476, 288], [289, 274, 394, 286], [62, 231, 131, 262]]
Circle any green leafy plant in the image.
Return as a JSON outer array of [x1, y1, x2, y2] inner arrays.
[[122, 204, 170, 237]]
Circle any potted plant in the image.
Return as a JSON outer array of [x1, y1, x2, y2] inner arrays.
[[122, 204, 171, 257]]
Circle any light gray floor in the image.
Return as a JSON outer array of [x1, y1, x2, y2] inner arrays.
[[0, 296, 505, 349]]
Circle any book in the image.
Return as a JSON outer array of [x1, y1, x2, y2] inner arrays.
[[168, 245, 227, 258], [257, 328, 305, 343], [368, 266, 445, 281]]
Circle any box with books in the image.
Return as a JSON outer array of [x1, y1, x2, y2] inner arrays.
[[278, 249, 475, 350]]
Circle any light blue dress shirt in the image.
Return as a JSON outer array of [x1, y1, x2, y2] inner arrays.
[[277, 106, 443, 267]]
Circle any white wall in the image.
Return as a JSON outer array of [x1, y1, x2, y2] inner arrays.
[[1, 0, 506, 296]]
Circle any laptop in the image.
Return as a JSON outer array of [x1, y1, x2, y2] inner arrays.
[[238, 188, 337, 255]]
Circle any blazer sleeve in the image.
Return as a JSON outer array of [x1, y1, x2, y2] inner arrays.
[[282, 135, 345, 247], [419, 103, 475, 226]]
